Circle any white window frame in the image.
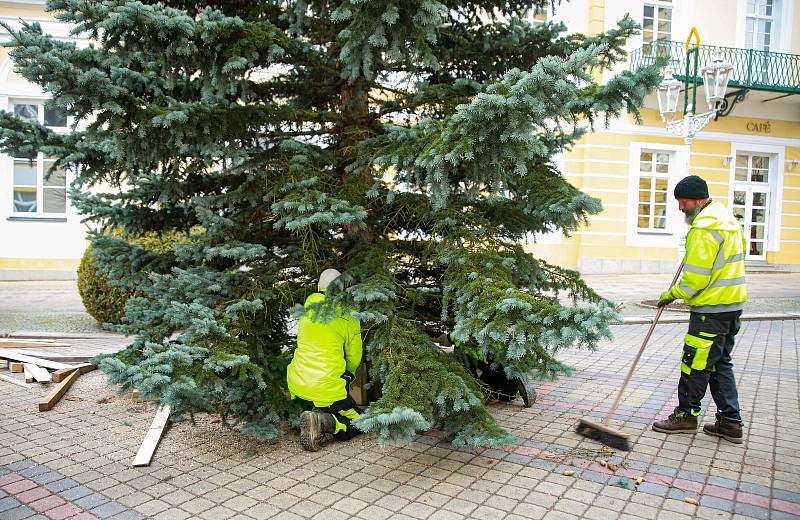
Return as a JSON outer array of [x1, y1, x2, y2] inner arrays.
[[528, 5, 549, 26], [12, 154, 70, 216], [626, 141, 687, 248], [642, 0, 673, 46], [636, 149, 672, 232], [735, 0, 791, 52], [734, 152, 772, 184], [729, 142, 785, 254], [8, 99, 71, 218], [745, 0, 775, 51], [11, 101, 68, 130]]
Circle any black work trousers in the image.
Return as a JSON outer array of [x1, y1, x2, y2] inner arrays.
[[677, 310, 742, 423]]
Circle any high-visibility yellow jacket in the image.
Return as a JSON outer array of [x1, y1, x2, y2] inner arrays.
[[661, 201, 747, 313], [286, 292, 362, 406]]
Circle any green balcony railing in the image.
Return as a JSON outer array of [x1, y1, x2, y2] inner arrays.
[[630, 40, 800, 94]]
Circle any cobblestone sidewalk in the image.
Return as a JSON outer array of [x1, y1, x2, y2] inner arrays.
[[1, 320, 798, 519], [3, 275, 799, 335]]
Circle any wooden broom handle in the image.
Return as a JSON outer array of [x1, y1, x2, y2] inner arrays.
[[602, 260, 685, 426]]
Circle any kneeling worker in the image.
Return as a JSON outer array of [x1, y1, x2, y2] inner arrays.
[[287, 268, 363, 451]]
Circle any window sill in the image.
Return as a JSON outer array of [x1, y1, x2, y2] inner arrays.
[[637, 229, 673, 236], [7, 215, 68, 223]]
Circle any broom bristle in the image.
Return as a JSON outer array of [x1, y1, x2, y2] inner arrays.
[[575, 418, 631, 452]]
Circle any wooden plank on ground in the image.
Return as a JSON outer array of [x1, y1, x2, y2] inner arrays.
[[38, 369, 80, 412], [50, 367, 75, 384], [0, 349, 74, 371], [0, 341, 71, 348], [9, 362, 23, 373], [51, 363, 97, 383], [24, 363, 51, 384], [0, 373, 32, 389], [23, 365, 34, 383], [0, 338, 68, 345], [132, 404, 171, 467], [348, 363, 369, 406], [0, 338, 58, 344]]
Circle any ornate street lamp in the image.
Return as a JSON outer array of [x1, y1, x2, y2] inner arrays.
[[656, 28, 733, 143], [701, 48, 734, 112], [657, 69, 682, 122]]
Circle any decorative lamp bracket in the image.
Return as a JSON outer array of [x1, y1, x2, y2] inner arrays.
[[665, 111, 715, 144], [714, 89, 750, 120]]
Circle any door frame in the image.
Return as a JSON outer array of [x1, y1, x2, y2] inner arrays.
[[731, 184, 770, 260], [729, 143, 784, 258]]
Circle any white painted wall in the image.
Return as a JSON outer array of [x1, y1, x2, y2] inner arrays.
[[551, 0, 591, 34], [0, 4, 90, 279]]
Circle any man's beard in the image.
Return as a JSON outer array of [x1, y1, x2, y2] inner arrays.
[[684, 207, 702, 225]]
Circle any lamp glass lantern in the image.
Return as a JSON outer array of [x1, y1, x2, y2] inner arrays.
[[700, 47, 733, 112], [657, 69, 682, 122]]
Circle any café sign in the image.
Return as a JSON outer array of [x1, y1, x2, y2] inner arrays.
[[745, 120, 771, 134]]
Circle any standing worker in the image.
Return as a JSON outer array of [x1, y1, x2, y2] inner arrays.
[[652, 175, 747, 444], [287, 268, 363, 451]]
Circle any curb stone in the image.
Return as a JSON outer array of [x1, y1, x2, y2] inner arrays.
[[621, 313, 799, 325]]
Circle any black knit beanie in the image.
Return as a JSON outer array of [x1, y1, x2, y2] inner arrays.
[[674, 175, 709, 199]]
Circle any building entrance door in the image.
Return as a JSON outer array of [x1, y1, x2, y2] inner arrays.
[[732, 153, 772, 260]]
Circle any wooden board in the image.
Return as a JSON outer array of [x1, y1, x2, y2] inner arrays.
[[38, 369, 80, 412], [50, 367, 76, 384], [23, 365, 35, 383], [0, 339, 70, 348], [9, 362, 23, 373], [132, 404, 171, 467], [0, 373, 32, 389], [0, 342, 71, 349], [51, 363, 97, 383], [348, 363, 369, 406], [0, 338, 58, 344], [0, 349, 74, 371], [24, 363, 51, 384]]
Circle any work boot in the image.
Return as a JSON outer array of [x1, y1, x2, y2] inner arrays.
[[514, 379, 537, 408], [299, 410, 334, 452], [652, 412, 698, 434], [703, 418, 743, 444]]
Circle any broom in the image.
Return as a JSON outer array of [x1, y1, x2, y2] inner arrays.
[[575, 261, 685, 451]]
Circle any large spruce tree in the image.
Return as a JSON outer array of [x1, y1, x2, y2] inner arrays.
[[0, 1, 659, 446]]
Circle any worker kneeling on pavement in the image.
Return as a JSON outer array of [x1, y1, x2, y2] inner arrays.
[[652, 175, 747, 444], [287, 268, 363, 451]]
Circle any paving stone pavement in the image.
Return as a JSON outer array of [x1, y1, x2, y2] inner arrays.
[[1, 319, 798, 519], [0, 281, 102, 334], [2, 275, 799, 335], [582, 272, 800, 303]]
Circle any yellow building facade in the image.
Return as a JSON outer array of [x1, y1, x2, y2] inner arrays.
[[528, 0, 800, 273]]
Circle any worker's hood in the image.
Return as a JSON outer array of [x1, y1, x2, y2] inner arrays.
[[692, 201, 741, 233], [305, 292, 325, 306]]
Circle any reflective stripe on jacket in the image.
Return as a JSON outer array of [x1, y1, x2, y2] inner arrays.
[[664, 201, 748, 313], [286, 292, 362, 406]]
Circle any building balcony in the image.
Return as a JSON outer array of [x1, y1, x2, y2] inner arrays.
[[630, 40, 800, 95]]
